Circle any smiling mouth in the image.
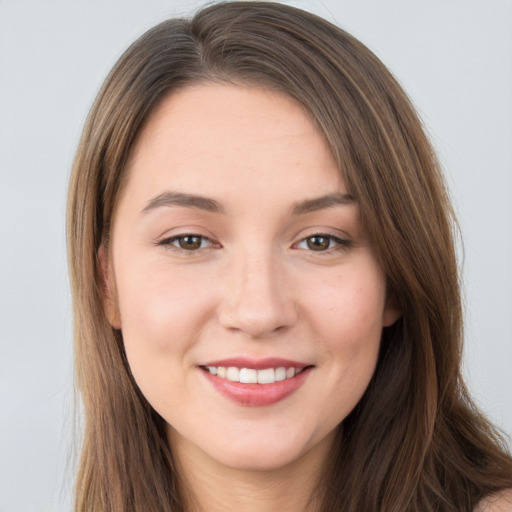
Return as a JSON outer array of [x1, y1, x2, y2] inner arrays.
[[200, 360, 313, 406], [201, 366, 308, 384]]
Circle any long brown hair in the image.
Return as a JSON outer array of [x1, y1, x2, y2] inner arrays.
[[67, 2, 512, 510]]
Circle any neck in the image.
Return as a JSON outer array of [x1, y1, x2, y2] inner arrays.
[[169, 428, 332, 512]]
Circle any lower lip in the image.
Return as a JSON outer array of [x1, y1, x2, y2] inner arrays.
[[201, 367, 312, 407]]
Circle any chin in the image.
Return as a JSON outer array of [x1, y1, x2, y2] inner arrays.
[[187, 423, 334, 474], [226, 443, 306, 471]]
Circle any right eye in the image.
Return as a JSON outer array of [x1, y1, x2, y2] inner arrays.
[[159, 234, 214, 252]]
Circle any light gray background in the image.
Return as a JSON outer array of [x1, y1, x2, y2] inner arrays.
[[0, 1, 511, 511]]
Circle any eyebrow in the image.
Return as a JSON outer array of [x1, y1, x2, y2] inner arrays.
[[290, 193, 355, 215], [141, 191, 224, 214], [141, 190, 355, 215]]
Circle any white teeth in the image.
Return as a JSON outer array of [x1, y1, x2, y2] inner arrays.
[[226, 367, 240, 382], [257, 368, 275, 384], [205, 366, 301, 384], [240, 368, 258, 383], [275, 367, 286, 381]]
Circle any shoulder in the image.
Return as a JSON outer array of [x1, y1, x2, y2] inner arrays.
[[475, 489, 512, 512]]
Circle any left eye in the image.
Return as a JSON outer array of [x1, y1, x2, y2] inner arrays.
[[160, 234, 213, 251], [296, 234, 347, 252]]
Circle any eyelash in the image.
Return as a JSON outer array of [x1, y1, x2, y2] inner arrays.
[[157, 233, 351, 254], [157, 234, 216, 253], [295, 233, 351, 253]]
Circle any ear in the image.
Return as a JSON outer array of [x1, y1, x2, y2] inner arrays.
[[382, 292, 402, 327], [98, 244, 122, 329]]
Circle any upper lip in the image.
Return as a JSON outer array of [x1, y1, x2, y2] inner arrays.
[[200, 357, 311, 370]]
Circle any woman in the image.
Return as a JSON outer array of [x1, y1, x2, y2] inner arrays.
[[67, 2, 512, 510]]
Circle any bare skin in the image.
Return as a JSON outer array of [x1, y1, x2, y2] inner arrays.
[[169, 427, 332, 512]]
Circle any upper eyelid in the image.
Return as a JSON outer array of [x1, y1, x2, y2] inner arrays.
[[294, 230, 350, 243], [163, 234, 212, 241], [295, 233, 350, 248], [159, 234, 215, 244], [156, 229, 216, 243]]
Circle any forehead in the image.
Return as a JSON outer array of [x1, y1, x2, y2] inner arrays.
[[121, 83, 346, 209]]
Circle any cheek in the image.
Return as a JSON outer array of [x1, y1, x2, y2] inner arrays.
[[113, 259, 218, 413], [114, 257, 215, 363], [302, 268, 387, 345], [299, 265, 386, 409]]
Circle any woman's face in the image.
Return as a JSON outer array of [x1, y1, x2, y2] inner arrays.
[[104, 83, 399, 472]]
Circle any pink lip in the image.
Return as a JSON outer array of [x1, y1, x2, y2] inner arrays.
[[201, 357, 308, 370], [199, 358, 313, 407]]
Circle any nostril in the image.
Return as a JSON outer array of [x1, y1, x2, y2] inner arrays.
[[218, 302, 296, 338]]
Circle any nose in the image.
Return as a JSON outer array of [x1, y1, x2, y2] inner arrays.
[[218, 249, 297, 339]]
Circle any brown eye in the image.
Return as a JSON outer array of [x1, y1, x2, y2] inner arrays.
[[178, 235, 203, 250], [296, 234, 350, 253], [306, 235, 330, 251], [159, 234, 214, 251]]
